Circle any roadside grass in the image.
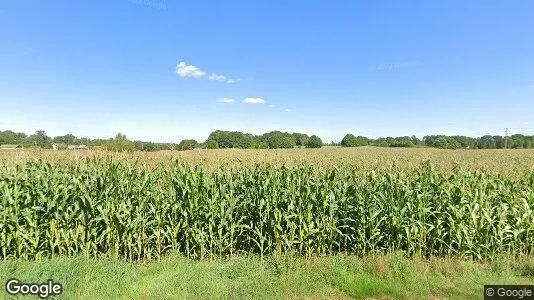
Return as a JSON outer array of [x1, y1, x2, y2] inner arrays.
[[1, 253, 533, 299]]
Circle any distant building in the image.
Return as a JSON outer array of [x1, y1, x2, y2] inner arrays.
[[0, 144, 23, 150]]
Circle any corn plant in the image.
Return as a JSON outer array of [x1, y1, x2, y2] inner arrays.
[[0, 158, 533, 261]]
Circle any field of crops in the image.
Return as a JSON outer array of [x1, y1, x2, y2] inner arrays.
[[1, 147, 533, 262], [2, 146, 534, 174]]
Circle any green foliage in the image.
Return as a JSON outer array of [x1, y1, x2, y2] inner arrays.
[[178, 139, 198, 150], [133, 141, 157, 151], [2, 159, 533, 261], [105, 133, 135, 152], [27, 130, 52, 148], [306, 135, 323, 148], [205, 130, 257, 149], [341, 134, 369, 147], [0, 130, 27, 146], [132, 141, 175, 151], [2, 128, 534, 150], [53, 134, 77, 145], [373, 136, 415, 148], [292, 133, 309, 147], [2, 254, 533, 299], [262, 131, 296, 149], [205, 139, 219, 149]]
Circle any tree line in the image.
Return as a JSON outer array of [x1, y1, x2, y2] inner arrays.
[[340, 134, 534, 149], [204, 130, 323, 149], [0, 129, 323, 151], [1, 129, 533, 151]]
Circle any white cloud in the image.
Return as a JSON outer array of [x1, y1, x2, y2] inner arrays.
[[210, 73, 238, 84], [209, 73, 227, 82], [217, 98, 236, 104], [523, 121, 530, 125], [268, 104, 275, 108], [175, 61, 206, 78], [243, 97, 265, 104], [175, 61, 238, 83], [284, 108, 292, 112]]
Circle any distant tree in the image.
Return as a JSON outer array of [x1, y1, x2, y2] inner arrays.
[[306, 135, 323, 148], [292, 133, 310, 148], [341, 134, 369, 147], [27, 130, 52, 148], [53, 134, 77, 145], [262, 131, 296, 148], [205, 130, 257, 149], [133, 141, 157, 151], [0, 130, 27, 145], [390, 136, 414, 147], [477, 135, 496, 149], [105, 133, 134, 152], [341, 134, 357, 147], [77, 137, 90, 145], [178, 139, 198, 150], [205, 139, 219, 149], [411, 135, 421, 146]]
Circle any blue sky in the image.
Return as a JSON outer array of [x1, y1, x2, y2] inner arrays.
[[1, 1, 533, 143]]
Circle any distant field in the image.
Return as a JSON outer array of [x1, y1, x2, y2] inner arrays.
[[1, 146, 534, 174]]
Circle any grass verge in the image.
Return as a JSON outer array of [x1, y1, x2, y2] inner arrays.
[[1, 253, 533, 299]]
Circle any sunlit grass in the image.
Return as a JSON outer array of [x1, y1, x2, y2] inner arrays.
[[1, 253, 533, 299]]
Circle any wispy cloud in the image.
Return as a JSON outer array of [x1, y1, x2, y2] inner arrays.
[[217, 98, 236, 104], [523, 121, 530, 125], [370, 60, 422, 71], [209, 73, 238, 84], [268, 104, 275, 108], [209, 73, 227, 82], [127, 0, 168, 10], [175, 61, 206, 78], [243, 97, 265, 104], [175, 62, 237, 83], [284, 108, 292, 112]]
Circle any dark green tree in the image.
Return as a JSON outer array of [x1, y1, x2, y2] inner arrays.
[[341, 134, 369, 147], [341, 134, 357, 147], [306, 135, 323, 148], [205, 139, 219, 149], [262, 131, 296, 148], [292, 133, 310, 148], [53, 134, 77, 145], [0, 130, 27, 145], [105, 133, 134, 152], [27, 130, 52, 148], [178, 139, 198, 150]]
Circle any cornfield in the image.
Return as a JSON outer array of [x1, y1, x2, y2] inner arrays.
[[1, 156, 533, 262], [2, 147, 534, 175]]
